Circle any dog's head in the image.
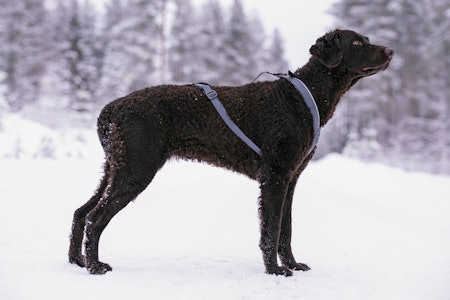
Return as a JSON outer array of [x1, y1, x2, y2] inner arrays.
[[310, 29, 393, 77]]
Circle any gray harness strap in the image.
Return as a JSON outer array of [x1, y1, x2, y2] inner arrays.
[[194, 73, 320, 157], [275, 73, 321, 155], [193, 83, 262, 155]]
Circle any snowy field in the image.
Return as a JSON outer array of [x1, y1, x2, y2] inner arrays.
[[1, 153, 449, 300]]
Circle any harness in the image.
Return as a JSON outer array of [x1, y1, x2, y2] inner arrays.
[[193, 72, 321, 157]]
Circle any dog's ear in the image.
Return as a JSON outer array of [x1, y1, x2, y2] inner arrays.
[[310, 29, 343, 68]]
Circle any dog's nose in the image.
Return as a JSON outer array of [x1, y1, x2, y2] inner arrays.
[[384, 47, 394, 57]]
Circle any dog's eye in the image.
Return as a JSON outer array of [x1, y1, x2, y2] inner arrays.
[[353, 40, 363, 46]]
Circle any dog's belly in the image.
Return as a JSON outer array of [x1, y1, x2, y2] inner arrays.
[[168, 134, 261, 181]]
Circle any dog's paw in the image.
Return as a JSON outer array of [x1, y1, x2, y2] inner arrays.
[[291, 262, 310, 272], [87, 261, 112, 275], [69, 255, 86, 268], [267, 266, 293, 277]]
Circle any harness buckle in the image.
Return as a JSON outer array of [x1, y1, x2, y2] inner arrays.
[[205, 89, 218, 100]]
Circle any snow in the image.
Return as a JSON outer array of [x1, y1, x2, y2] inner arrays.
[[1, 127, 449, 300], [0, 116, 449, 299], [0, 114, 101, 160]]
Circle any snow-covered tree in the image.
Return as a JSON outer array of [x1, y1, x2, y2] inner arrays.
[[222, 0, 259, 85], [220, 0, 287, 85], [0, 0, 48, 110], [51, 0, 102, 113], [194, 0, 228, 84], [330, 0, 450, 173], [100, 0, 162, 99], [0, 0, 289, 136], [332, 0, 400, 154], [168, 0, 200, 83], [168, 0, 287, 85], [245, 13, 269, 75], [266, 29, 289, 73]]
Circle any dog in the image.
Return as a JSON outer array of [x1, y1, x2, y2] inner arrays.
[[69, 29, 393, 276]]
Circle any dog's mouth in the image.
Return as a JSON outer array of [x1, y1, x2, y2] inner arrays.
[[361, 48, 394, 75], [361, 58, 392, 75]]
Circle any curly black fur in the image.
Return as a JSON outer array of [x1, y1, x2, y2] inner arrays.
[[69, 29, 393, 276]]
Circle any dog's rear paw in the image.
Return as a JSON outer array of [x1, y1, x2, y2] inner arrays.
[[267, 266, 293, 277], [87, 261, 112, 275]]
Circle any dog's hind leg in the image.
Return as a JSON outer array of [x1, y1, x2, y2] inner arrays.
[[83, 115, 166, 274], [69, 162, 111, 267], [83, 176, 140, 274], [278, 174, 310, 272]]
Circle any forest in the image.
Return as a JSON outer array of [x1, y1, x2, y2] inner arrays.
[[0, 0, 287, 112], [0, 0, 449, 174], [324, 0, 450, 174]]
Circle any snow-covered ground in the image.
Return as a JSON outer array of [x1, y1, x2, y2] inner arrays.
[[1, 150, 449, 299], [0, 114, 100, 160]]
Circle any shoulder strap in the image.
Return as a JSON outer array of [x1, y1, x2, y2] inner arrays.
[[193, 83, 262, 155], [275, 73, 321, 155]]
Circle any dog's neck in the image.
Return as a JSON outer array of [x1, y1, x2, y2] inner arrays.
[[292, 57, 361, 126]]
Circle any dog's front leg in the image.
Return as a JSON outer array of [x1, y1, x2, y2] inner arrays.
[[278, 175, 310, 272], [258, 173, 293, 276]]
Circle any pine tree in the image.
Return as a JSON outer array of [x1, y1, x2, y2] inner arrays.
[[195, 0, 228, 84], [406, 0, 450, 173], [331, 0, 450, 173], [266, 29, 289, 73], [0, 0, 47, 110], [333, 0, 400, 157], [222, 0, 258, 85], [168, 0, 200, 83], [246, 13, 268, 75], [100, 0, 161, 99], [167, 0, 287, 85], [51, 0, 102, 113]]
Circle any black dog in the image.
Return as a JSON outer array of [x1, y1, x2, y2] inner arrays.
[[69, 29, 393, 276]]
